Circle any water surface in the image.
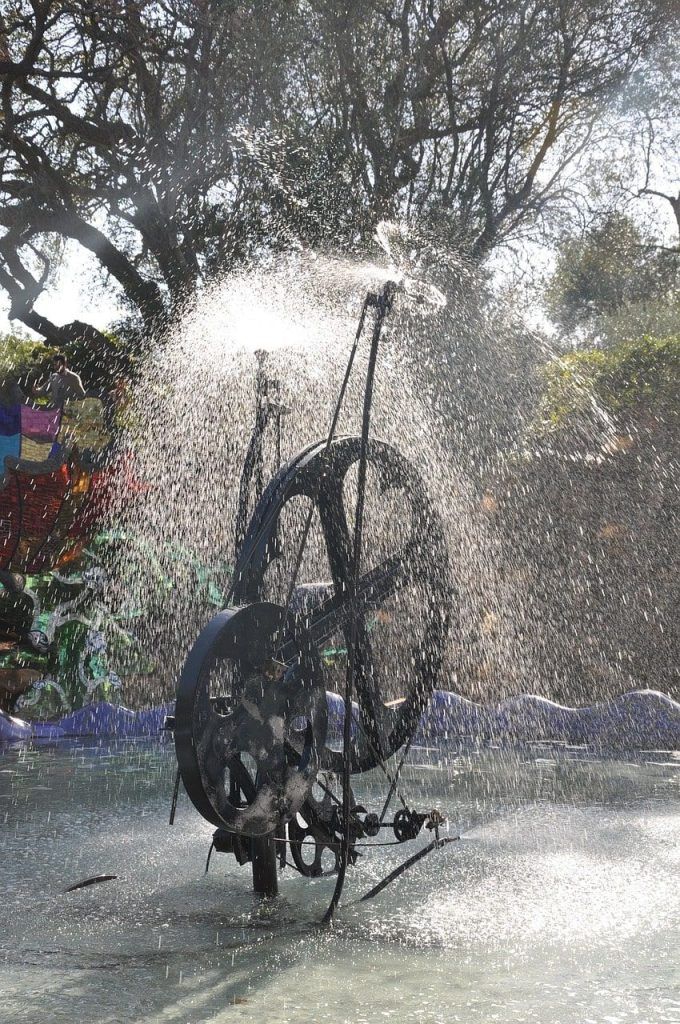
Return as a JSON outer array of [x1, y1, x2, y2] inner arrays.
[[1, 739, 678, 1024]]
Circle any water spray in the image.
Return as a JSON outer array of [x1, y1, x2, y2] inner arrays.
[[170, 273, 455, 919], [324, 280, 400, 923], [234, 349, 287, 556]]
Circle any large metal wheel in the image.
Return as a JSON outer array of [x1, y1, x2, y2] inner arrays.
[[175, 601, 328, 894], [230, 435, 451, 770]]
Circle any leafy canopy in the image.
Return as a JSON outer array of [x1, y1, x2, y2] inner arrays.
[[0, 0, 672, 349]]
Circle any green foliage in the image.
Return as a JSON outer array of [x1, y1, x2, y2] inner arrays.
[[548, 217, 678, 329], [0, 646, 49, 673], [591, 293, 680, 348], [1, 527, 234, 714], [0, 328, 135, 395], [0, 0, 672, 349], [0, 334, 56, 393], [546, 214, 679, 333], [63, 329, 138, 392], [548, 209, 680, 358], [538, 335, 680, 431]]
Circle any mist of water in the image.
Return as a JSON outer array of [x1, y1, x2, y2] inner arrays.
[[104, 221, 662, 714], [104, 229, 550, 709]]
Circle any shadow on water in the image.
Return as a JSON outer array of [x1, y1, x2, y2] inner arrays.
[[0, 740, 327, 1022], [7, 903, 324, 1024]]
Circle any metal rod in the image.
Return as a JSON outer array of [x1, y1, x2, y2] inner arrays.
[[323, 281, 398, 925], [359, 836, 460, 903], [378, 731, 415, 824], [234, 351, 270, 556], [169, 766, 181, 825], [275, 407, 282, 471], [278, 293, 373, 636], [344, 702, 411, 814]]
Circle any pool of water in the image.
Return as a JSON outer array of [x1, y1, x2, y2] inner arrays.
[[1, 738, 679, 1024]]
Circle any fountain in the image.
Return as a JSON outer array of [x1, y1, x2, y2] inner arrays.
[[0, 232, 678, 1023], [170, 277, 457, 913]]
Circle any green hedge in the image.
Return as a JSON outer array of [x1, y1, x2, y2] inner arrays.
[[538, 335, 680, 431]]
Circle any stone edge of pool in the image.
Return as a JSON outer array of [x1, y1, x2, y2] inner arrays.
[[1, 689, 680, 750]]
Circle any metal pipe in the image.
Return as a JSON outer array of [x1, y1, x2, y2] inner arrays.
[[323, 279, 399, 924]]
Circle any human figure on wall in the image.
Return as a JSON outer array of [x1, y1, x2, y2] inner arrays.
[[34, 353, 85, 407]]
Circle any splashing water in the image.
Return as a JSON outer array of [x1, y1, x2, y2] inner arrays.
[[107, 239, 543, 710], [375, 220, 448, 307], [1, 739, 678, 1024], [2, 226, 677, 1024], [103, 223, 665, 715]]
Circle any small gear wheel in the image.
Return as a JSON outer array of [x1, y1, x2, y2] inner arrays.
[[288, 814, 339, 877], [289, 773, 364, 876]]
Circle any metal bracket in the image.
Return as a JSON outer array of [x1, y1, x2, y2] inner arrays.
[[359, 835, 459, 903]]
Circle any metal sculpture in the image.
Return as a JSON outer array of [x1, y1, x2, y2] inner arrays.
[[171, 281, 456, 919]]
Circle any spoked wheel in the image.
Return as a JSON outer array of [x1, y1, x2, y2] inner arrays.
[[175, 601, 328, 895], [288, 773, 361, 877], [231, 435, 451, 770], [175, 435, 451, 895]]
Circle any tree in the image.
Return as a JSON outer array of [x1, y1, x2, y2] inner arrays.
[[499, 332, 680, 701], [615, 34, 680, 243], [0, 0, 306, 349], [546, 213, 680, 334], [537, 334, 680, 431], [0, 0, 674, 351], [298, 1, 673, 254]]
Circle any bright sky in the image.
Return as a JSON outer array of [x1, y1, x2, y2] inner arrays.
[[0, 241, 124, 339]]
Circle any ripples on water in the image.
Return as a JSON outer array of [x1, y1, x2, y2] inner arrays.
[[0, 739, 678, 1023]]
